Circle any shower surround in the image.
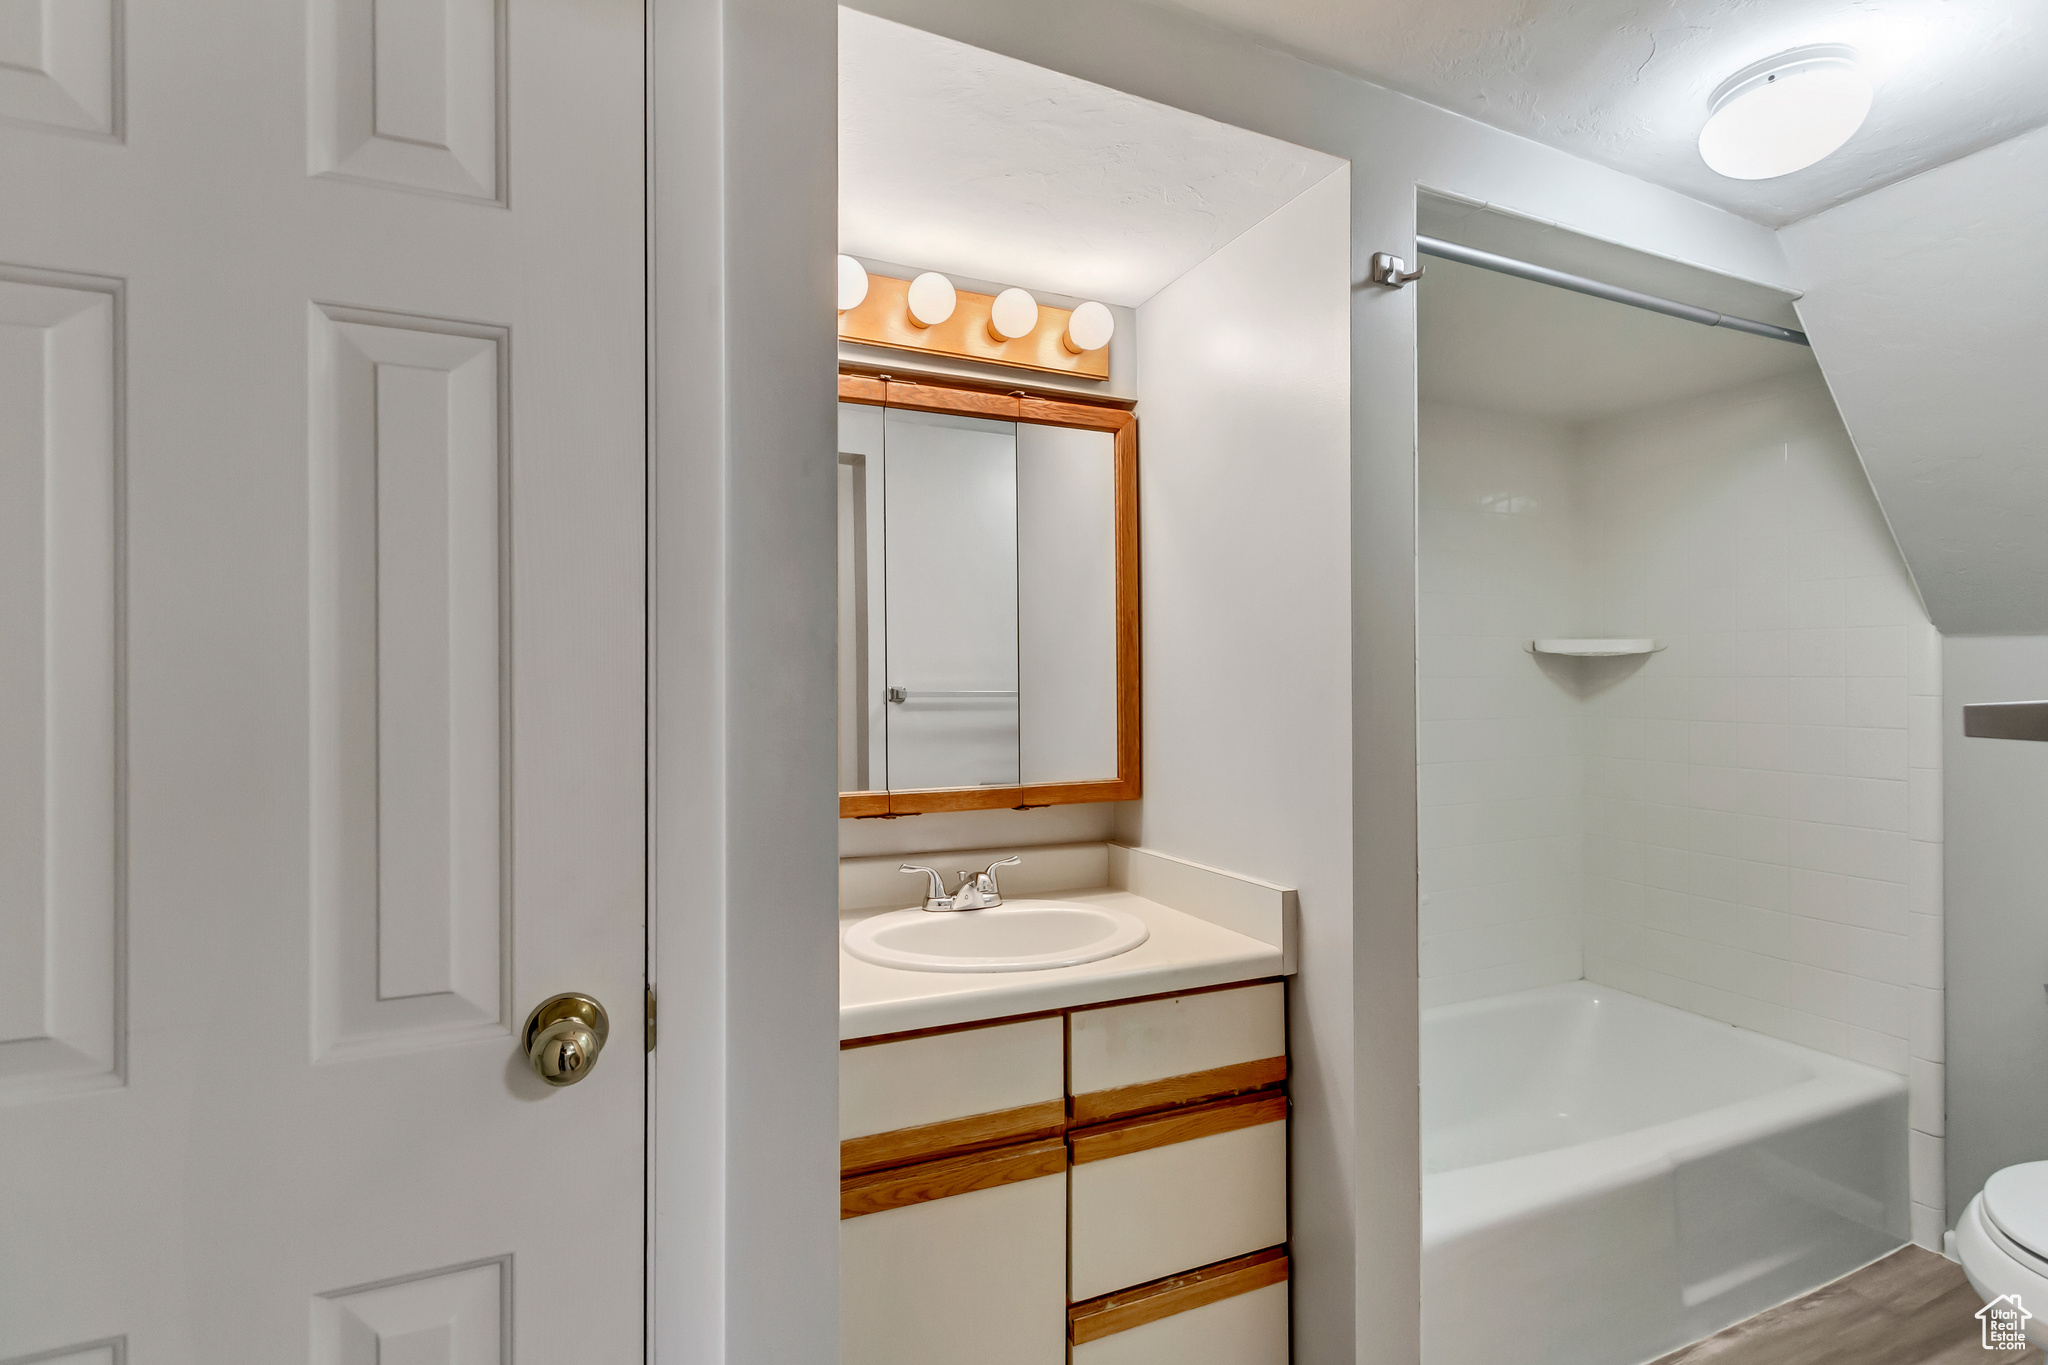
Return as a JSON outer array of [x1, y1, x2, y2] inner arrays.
[[1417, 369, 1946, 1249]]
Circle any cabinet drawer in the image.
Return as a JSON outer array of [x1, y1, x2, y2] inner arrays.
[[842, 1144, 1068, 1365], [1070, 1250, 1290, 1365], [1069, 1091, 1288, 1300], [1069, 982, 1284, 1124], [841, 1016, 1064, 1172]]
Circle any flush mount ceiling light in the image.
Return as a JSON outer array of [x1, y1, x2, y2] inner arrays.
[[1698, 45, 1872, 180], [988, 287, 1040, 342], [836, 255, 869, 312], [1063, 301, 1115, 354], [905, 271, 957, 328]]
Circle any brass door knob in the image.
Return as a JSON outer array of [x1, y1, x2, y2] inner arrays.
[[523, 993, 610, 1086]]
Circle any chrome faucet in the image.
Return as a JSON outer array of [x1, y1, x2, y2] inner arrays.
[[900, 855, 1021, 912], [951, 856, 1021, 910], [899, 864, 956, 912]]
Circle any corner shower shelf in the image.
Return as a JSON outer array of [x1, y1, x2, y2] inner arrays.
[[1527, 638, 1664, 657]]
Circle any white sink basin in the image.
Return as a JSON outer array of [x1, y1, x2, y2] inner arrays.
[[842, 899, 1150, 973]]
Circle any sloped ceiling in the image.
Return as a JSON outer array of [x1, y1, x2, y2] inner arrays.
[[1781, 121, 2048, 634], [1144, 0, 2048, 227]]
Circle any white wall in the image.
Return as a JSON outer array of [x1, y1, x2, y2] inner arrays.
[[1417, 405, 1586, 1007], [1573, 374, 1945, 1247], [651, 0, 840, 1361], [1779, 121, 2048, 635], [1943, 636, 2048, 1230], [1122, 166, 1355, 1353]]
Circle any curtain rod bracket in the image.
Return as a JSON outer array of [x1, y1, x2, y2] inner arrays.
[[1367, 252, 1427, 288]]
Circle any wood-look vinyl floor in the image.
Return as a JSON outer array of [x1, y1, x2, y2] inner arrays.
[[1650, 1245, 2043, 1365]]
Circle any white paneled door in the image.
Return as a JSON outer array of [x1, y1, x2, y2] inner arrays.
[[0, 3, 646, 1362]]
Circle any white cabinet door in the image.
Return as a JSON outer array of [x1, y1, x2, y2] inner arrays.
[[842, 1148, 1068, 1365], [1070, 1095, 1290, 1300], [1070, 982, 1286, 1123], [1073, 1279, 1290, 1365], [0, 2, 644, 1361], [841, 1016, 1065, 1169]]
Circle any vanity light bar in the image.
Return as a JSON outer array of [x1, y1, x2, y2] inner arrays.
[[836, 265, 1114, 379]]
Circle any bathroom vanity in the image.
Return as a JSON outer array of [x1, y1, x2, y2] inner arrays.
[[837, 842, 1297, 1365]]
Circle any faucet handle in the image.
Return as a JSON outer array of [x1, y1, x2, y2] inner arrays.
[[981, 855, 1022, 892], [899, 864, 953, 911]]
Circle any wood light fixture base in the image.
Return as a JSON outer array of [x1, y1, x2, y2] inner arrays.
[[838, 274, 1110, 380]]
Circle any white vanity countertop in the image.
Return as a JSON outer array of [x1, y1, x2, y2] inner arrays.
[[839, 887, 1283, 1040]]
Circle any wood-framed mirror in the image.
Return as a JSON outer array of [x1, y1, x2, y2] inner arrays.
[[838, 370, 1139, 816]]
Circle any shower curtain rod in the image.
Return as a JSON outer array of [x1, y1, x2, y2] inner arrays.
[[1415, 235, 1810, 347]]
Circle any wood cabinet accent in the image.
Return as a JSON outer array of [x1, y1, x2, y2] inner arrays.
[[837, 275, 1111, 381], [838, 978, 1293, 1351], [1070, 981, 1285, 1096], [842, 1155, 1069, 1365], [842, 1137, 1068, 1219], [1068, 1247, 1290, 1345], [1018, 395, 1134, 432], [841, 1015, 1063, 1152], [837, 369, 1140, 818], [841, 1099, 1067, 1176], [1069, 1090, 1287, 1166], [838, 790, 889, 818], [838, 372, 886, 405], [1070, 1055, 1287, 1127], [887, 378, 1020, 418]]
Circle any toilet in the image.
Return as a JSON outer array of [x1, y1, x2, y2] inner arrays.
[[1957, 1162, 2048, 1348]]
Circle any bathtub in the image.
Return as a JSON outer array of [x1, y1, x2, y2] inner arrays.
[[1423, 982, 1908, 1365]]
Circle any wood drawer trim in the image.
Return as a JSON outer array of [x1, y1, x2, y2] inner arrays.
[[844, 977, 1287, 1051], [841, 1099, 1067, 1176], [1067, 975, 1288, 1013], [1070, 1056, 1287, 1127], [841, 1136, 1067, 1219], [1069, 1089, 1287, 1165], [841, 1006, 1068, 1050], [1068, 1247, 1289, 1343]]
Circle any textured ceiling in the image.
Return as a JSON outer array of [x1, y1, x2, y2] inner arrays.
[[1144, 0, 2048, 226], [1419, 256, 1816, 421], [839, 8, 1345, 306]]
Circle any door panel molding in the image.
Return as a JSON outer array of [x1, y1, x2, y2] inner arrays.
[[312, 1255, 511, 1365], [308, 302, 512, 1061], [307, 0, 507, 205], [0, 1338, 125, 1365], [0, 266, 124, 1102], [0, 0, 121, 140]]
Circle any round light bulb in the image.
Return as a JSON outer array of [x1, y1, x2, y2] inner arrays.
[[988, 287, 1040, 342], [1063, 300, 1115, 354], [1698, 47, 1871, 180], [836, 255, 869, 313], [905, 272, 957, 328]]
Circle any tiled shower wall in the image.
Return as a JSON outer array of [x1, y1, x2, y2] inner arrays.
[[1418, 373, 1947, 1246], [1417, 405, 1585, 1008]]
